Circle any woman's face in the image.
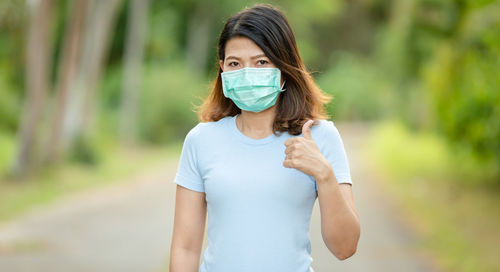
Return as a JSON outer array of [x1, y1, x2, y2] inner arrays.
[[219, 36, 277, 72]]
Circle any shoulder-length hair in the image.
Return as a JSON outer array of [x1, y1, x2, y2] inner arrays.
[[196, 3, 332, 136]]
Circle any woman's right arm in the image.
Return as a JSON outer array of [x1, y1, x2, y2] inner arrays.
[[170, 184, 207, 272]]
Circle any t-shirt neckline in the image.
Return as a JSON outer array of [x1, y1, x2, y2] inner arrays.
[[228, 114, 280, 145]]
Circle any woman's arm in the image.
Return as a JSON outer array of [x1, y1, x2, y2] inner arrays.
[[170, 185, 207, 272], [316, 173, 360, 260]]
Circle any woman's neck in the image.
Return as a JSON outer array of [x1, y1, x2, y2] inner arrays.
[[236, 106, 277, 139]]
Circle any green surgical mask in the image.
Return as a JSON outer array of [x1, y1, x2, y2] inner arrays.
[[221, 67, 286, 112]]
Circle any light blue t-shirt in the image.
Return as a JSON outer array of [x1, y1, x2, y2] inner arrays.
[[173, 114, 353, 272]]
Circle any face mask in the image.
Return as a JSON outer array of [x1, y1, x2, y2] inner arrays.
[[221, 67, 286, 112]]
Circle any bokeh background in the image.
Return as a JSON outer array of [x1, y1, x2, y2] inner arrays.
[[0, 0, 499, 271]]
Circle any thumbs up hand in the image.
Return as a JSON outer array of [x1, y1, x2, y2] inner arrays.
[[283, 119, 333, 183]]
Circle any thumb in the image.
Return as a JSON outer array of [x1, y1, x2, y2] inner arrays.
[[302, 119, 313, 139]]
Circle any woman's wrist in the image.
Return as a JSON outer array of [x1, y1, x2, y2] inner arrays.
[[314, 161, 336, 184]]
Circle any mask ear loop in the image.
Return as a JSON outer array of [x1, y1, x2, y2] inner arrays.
[[280, 80, 287, 91]]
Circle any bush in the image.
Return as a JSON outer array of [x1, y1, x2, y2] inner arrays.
[[316, 52, 398, 121], [0, 131, 15, 177], [139, 63, 207, 144], [98, 62, 207, 145], [368, 119, 499, 188], [421, 3, 500, 183]]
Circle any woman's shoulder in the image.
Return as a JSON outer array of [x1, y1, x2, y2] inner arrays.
[[312, 119, 337, 133], [310, 119, 342, 144], [184, 116, 233, 140]]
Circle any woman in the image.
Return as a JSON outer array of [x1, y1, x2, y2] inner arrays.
[[170, 4, 360, 272]]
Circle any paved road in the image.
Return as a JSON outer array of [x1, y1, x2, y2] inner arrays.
[[0, 122, 440, 272]]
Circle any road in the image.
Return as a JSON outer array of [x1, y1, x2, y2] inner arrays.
[[0, 122, 440, 272]]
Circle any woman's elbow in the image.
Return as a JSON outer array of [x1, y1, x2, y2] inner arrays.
[[326, 231, 360, 261], [335, 246, 357, 260]]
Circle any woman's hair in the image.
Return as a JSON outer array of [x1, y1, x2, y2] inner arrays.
[[196, 3, 332, 135]]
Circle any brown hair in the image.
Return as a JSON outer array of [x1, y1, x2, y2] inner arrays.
[[196, 4, 332, 136]]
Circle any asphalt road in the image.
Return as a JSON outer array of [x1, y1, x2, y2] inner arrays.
[[0, 122, 440, 272]]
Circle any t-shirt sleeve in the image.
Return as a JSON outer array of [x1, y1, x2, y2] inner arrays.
[[318, 120, 353, 186], [173, 127, 205, 192]]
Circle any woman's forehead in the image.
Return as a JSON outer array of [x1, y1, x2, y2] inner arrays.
[[224, 36, 265, 59]]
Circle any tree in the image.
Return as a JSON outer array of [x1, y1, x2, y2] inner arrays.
[[12, 0, 54, 176], [43, 0, 88, 164], [119, 0, 151, 144]]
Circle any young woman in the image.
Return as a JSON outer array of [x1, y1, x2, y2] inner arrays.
[[170, 4, 360, 272]]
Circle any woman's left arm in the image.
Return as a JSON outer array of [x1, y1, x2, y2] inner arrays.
[[283, 119, 360, 260], [316, 173, 360, 260]]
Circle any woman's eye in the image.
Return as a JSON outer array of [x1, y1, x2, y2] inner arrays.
[[229, 61, 239, 67], [257, 60, 269, 65]]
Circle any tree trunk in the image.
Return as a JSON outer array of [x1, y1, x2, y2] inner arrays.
[[43, 0, 88, 164], [77, 0, 124, 142], [44, 0, 123, 161], [12, 0, 54, 177], [185, 2, 211, 75], [119, 0, 151, 144]]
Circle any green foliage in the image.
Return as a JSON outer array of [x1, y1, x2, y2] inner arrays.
[[274, 0, 344, 67], [0, 0, 498, 184], [368, 119, 499, 187], [146, 7, 182, 64], [0, 131, 15, 177], [139, 63, 207, 144], [422, 2, 500, 177], [98, 62, 206, 145], [316, 52, 398, 121], [364, 0, 500, 182], [366, 118, 500, 272], [0, 0, 27, 92], [67, 134, 101, 166], [0, 73, 21, 132], [369, 119, 455, 183]]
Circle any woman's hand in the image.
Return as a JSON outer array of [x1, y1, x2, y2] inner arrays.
[[283, 119, 334, 183]]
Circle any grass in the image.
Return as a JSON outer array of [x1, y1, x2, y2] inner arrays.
[[0, 140, 183, 224], [363, 119, 500, 272]]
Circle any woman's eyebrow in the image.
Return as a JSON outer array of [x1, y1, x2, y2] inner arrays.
[[251, 54, 267, 59], [225, 56, 241, 61], [225, 54, 267, 61]]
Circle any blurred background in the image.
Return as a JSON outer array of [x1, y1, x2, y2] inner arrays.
[[0, 0, 498, 271]]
